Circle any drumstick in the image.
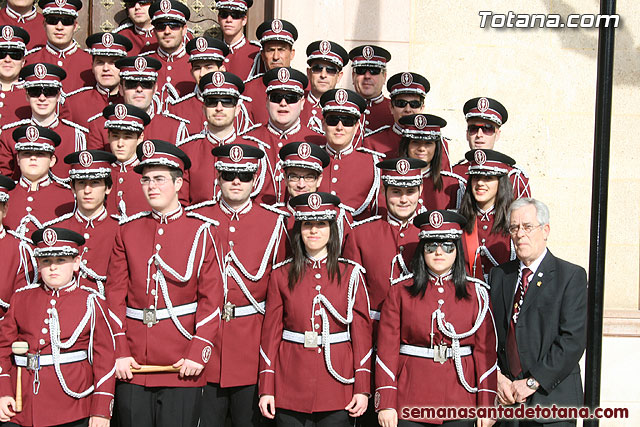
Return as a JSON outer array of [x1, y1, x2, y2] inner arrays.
[[130, 365, 181, 373], [11, 341, 29, 413]]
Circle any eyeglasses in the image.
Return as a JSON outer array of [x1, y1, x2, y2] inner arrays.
[[268, 92, 301, 104], [153, 21, 183, 31], [218, 10, 245, 19], [44, 15, 75, 26], [354, 67, 382, 75], [26, 86, 60, 98], [219, 171, 254, 182], [203, 97, 238, 108], [0, 49, 24, 60], [287, 173, 318, 182], [467, 123, 496, 135], [508, 223, 542, 236], [124, 0, 153, 7], [424, 241, 456, 254], [392, 99, 422, 109], [140, 176, 171, 186], [310, 64, 338, 75], [324, 114, 358, 127], [123, 80, 155, 90]]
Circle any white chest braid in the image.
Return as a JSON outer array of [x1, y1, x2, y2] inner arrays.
[[312, 263, 366, 384], [145, 222, 211, 340], [433, 282, 490, 393]]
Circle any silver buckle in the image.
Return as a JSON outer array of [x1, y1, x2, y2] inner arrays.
[[142, 308, 157, 327], [433, 344, 448, 364], [26, 353, 40, 371], [222, 302, 236, 322]]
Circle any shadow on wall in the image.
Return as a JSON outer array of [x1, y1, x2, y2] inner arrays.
[[546, 0, 638, 86], [348, 0, 381, 90]]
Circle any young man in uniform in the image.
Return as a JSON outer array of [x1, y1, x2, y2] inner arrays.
[[86, 55, 188, 151], [28, 0, 94, 92], [43, 149, 119, 295], [0, 63, 88, 181], [0, 0, 46, 50], [452, 97, 531, 198], [301, 40, 349, 133], [61, 32, 132, 126], [216, 0, 259, 81], [187, 143, 286, 427], [106, 139, 223, 427], [113, 0, 157, 55], [0, 25, 31, 127]]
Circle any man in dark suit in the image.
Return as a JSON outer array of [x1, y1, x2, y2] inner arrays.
[[490, 198, 587, 426]]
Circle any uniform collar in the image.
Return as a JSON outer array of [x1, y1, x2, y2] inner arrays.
[[3, 81, 24, 92], [194, 85, 203, 102], [228, 35, 246, 53], [207, 128, 236, 146], [366, 92, 384, 105], [75, 206, 108, 229], [392, 122, 404, 136], [31, 115, 59, 129], [20, 175, 51, 191], [220, 198, 252, 221], [146, 104, 156, 120], [46, 41, 79, 59], [152, 204, 183, 224], [325, 142, 354, 159], [0, 225, 5, 239], [387, 211, 416, 230], [306, 253, 327, 269], [421, 167, 432, 179], [134, 24, 154, 38], [114, 156, 139, 173], [44, 277, 78, 297], [477, 205, 495, 222], [5, 4, 38, 23], [306, 91, 320, 107], [428, 269, 453, 287], [95, 83, 118, 98], [267, 119, 301, 139], [157, 44, 186, 62]]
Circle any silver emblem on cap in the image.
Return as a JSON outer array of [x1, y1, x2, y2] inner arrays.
[[414, 114, 427, 130], [195, 37, 208, 52], [55, 0, 67, 7], [308, 193, 322, 210], [429, 211, 444, 229], [212, 71, 225, 87], [401, 72, 413, 87], [134, 56, 147, 72], [271, 19, 283, 34], [79, 151, 94, 168], [297, 142, 311, 159], [319, 40, 331, 55], [160, 0, 172, 13], [396, 159, 410, 175], [43, 228, 58, 246], [114, 104, 127, 120], [477, 97, 490, 113], [102, 32, 114, 48], [34, 63, 47, 80], [362, 46, 374, 60], [229, 146, 243, 162], [277, 67, 290, 83], [2, 26, 14, 41], [334, 89, 348, 105], [474, 150, 487, 166], [142, 140, 155, 158], [26, 126, 40, 142]]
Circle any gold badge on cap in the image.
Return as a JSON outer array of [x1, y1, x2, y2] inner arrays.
[[79, 151, 94, 168], [319, 40, 331, 55], [134, 56, 147, 72], [308, 193, 322, 210], [34, 63, 47, 80], [396, 159, 410, 175], [401, 72, 413, 87], [196, 37, 208, 52], [102, 32, 114, 48], [43, 228, 58, 246], [277, 67, 290, 83], [297, 142, 311, 159], [334, 88, 348, 105], [142, 140, 155, 158], [212, 71, 225, 87], [474, 150, 487, 166], [271, 19, 283, 34], [229, 145, 244, 162], [2, 26, 14, 41], [477, 97, 490, 113], [414, 114, 427, 130], [429, 211, 444, 228], [26, 125, 40, 142]]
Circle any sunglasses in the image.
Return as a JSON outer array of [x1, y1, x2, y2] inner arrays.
[[123, 80, 155, 90], [268, 92, 301, 104], [26, 86, 60, 98], [0, 49, 24, 60], [153, 21, 183, 31], [467, 123, 496, 135], [392, 99, 422, 109], [354, 67, 382, 75], [203, 97, 238, 108], [310, 64, 338, 75], [124, 0, 153, 7], [324, 114, 358, 127], [218, 10, 245, 19], [424, 241, 456, 254], [44, 15, 75, 26], [219, 171, 254, 182]]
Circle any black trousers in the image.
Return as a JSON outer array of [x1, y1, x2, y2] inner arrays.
[[2, 419, 88, 427], [398, 420, 475, 427], [275, 408, 355, 427], [114, 381, 202, 427], [200, 382, 270, 427]]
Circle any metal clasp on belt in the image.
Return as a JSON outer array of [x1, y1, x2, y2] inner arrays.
[[142, 308, 158, 327], [222, 302, 236, 322], [433, 344, 448, 364], [26, 353, 40, 371]]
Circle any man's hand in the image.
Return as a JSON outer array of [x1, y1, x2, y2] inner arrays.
[[512, 378, 536, 403], [115, 356, 140, 380], [258, 395, 276, 419], [345, 393, 368, 417], [173, 358, 204, 377], [0, 396, 16, 422], [378, 408, 398, 427], [497, 371, 516, 405], [88, 415, 110, 427]]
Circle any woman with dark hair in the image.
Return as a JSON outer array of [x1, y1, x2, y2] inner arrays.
[[397, 114, 465, 211], [258, 192, 372, 426], [458, 149, 516, 281], [375, 210, 497, 427]]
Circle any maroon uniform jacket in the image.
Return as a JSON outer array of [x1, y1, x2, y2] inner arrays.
[[375, 275, 497, 422], [113, 22, 158, 56], [188, 200, 286, 387], [106, 158, 150, 220], [146, 46, 195, 105], [362, 94, 393, 133], [299, 91, 323, 134], [27, 43, 95, 93], [342, 214, 418, 332], [223, 36, 260, 82], [259, 257, 373, 413], [0, 117, 88, 181], [0, 83, 30, 128], [0, 280, 116, 426], [2, 176, 74, 236], [317, 144, 383, 220], [419, 170, 465, 212], [453, 159, 531, 199], [61, 85, 123, 127], [44, 207, 119, 295], [0, 226, 36, 316], [242, 75, 268, 126], [86, 108, 188, 151], [106, 207, 224, 387], [463, 209, 514, 282], [0, 7, 46, 50]]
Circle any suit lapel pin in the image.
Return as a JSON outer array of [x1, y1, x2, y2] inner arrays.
[[536, 281, 542, 287], [537, 272, 543, 277]]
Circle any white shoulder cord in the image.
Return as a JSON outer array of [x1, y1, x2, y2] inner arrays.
[[314, 264, 364, 384], [353, 154, 381, 217], [17, 238, 38, 286], [434, 282, 490, 393], [48, 293, 98, 398]]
